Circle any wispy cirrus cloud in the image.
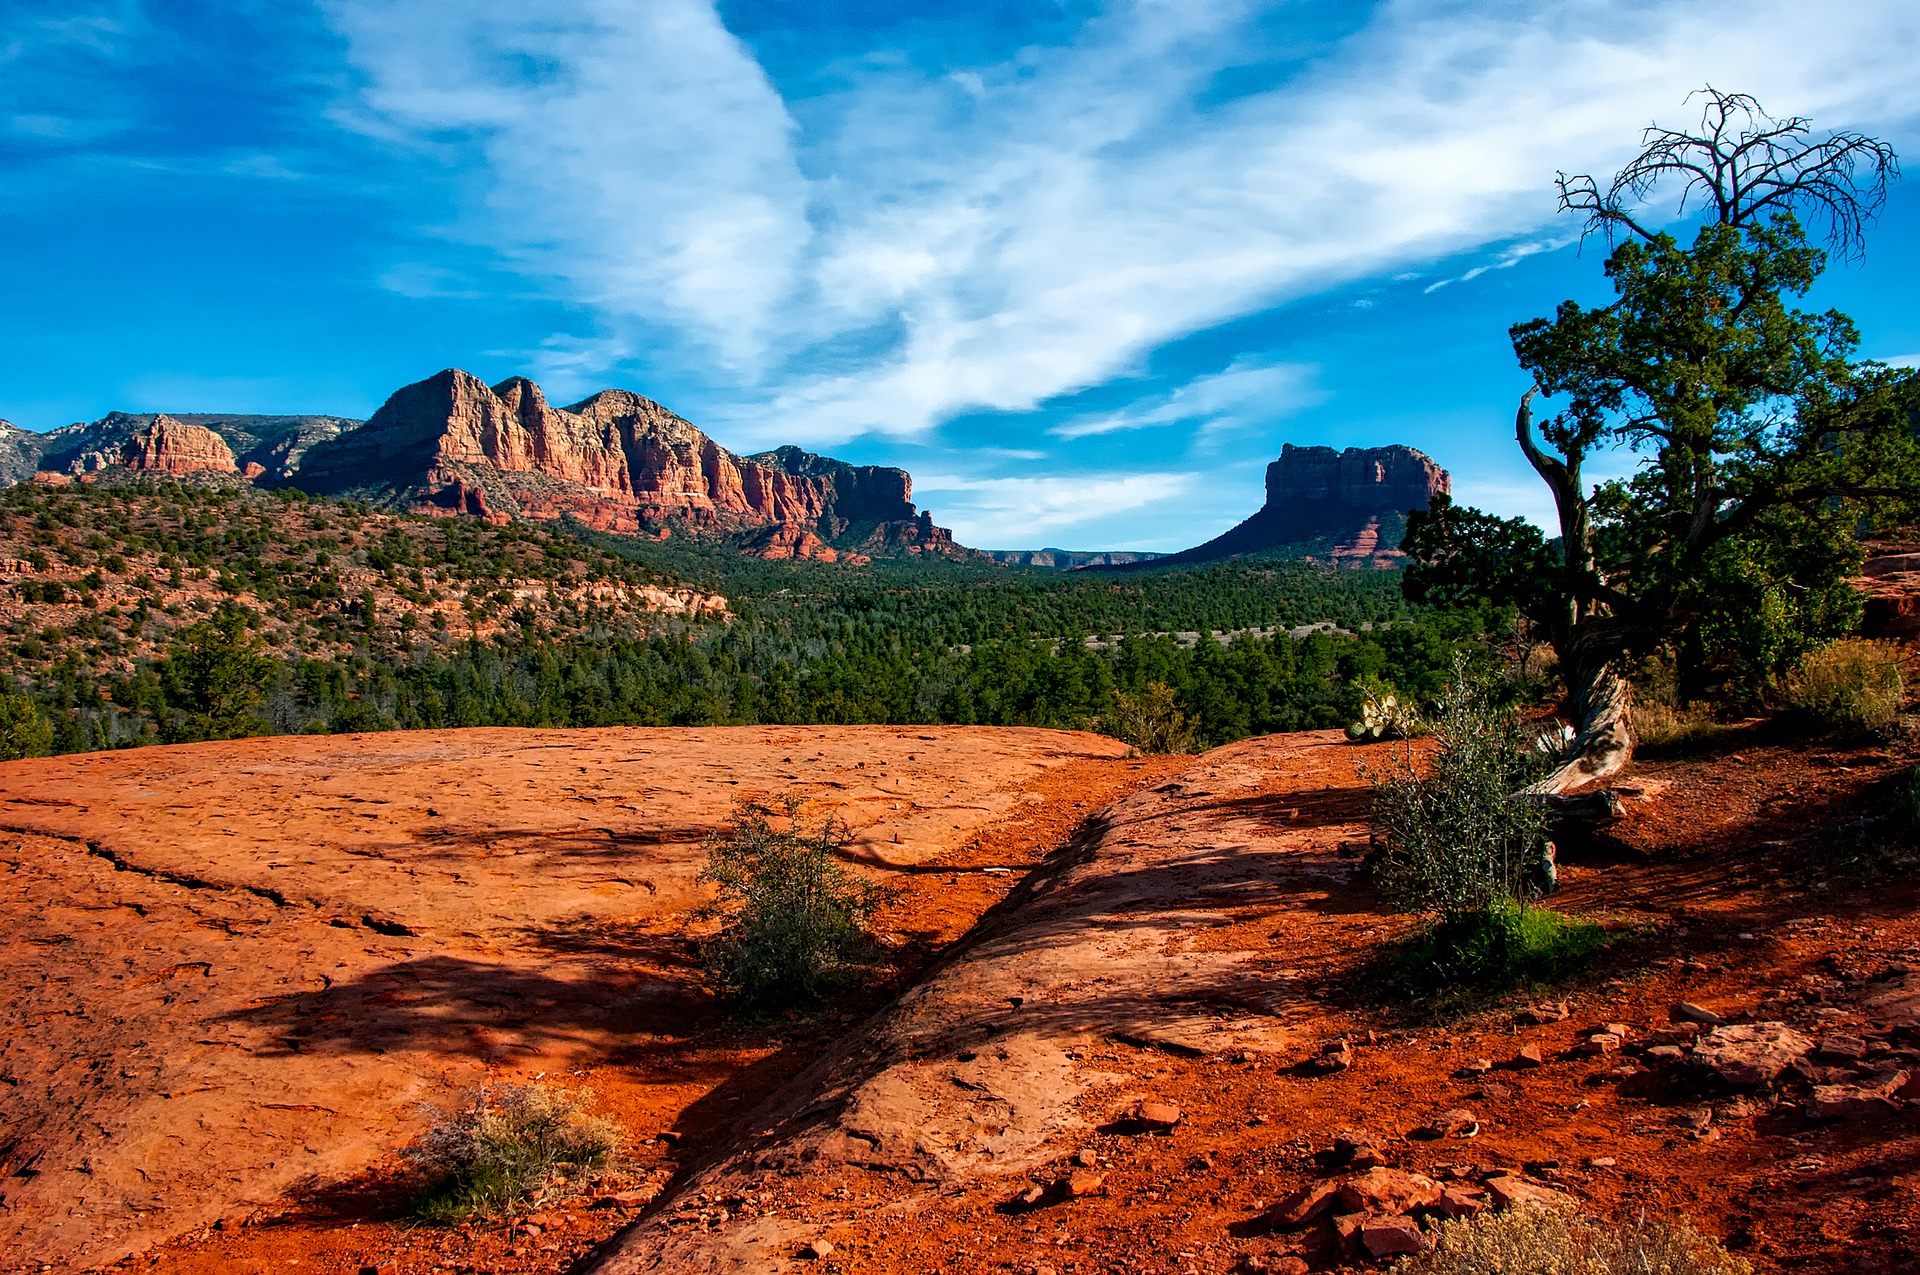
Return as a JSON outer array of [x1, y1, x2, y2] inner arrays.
[[322, 0, 809, 371], [321, 0, 1920, 450], [1051, 357, 1324, 440]]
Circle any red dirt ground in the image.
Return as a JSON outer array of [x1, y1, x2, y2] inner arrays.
[[8, 721, 1920, 1274], [0, 725, 1177, 1273]]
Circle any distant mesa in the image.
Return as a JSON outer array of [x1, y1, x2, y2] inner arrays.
[[2, 369, 969, 563], [1140, 443, 1449, 569], [985, 548, 1165, 569]]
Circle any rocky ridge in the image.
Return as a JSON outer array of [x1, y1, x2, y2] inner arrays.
[[985, 548, 1166, 569], [290, 370, 965, 562], [15, 410, 362, 484], [1141, 444, 1450, 570]]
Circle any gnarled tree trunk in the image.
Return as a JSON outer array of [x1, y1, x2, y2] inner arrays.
[[1513, 388, 1636, 795]]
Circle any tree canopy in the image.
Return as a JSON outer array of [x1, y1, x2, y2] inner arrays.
[[1403, 89, 1920, 787]]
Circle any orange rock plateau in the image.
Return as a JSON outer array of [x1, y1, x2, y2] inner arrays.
[[0, 726, 1128, 1269]]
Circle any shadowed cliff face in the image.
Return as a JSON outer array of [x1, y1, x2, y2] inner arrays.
[[291, 370, 963, 561], [1144, 443, 1449, 569]]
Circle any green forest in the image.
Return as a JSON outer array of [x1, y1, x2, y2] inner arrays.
[[0, 480, 1500, 757]]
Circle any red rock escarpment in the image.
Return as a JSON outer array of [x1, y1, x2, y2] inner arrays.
[[117, 415, 239, 476], [292, 370, 963, 560], [1142, 443, 1450, 569]]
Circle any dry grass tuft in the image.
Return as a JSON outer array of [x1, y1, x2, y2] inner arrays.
[[1397, 1207, 1749, 1275], [1785, 638, 1906, 736], [406, 1082, 620, 1222]]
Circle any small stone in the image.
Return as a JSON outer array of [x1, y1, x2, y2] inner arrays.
[[1334, 1167, 1444, 1216], [1073, 1148, 1098, 1168], [1519, 1001, 1570, 1025], [1510, 1044, 1545, 1069], [1805, 1070, 1909, 1121], [800, 1239, 836, 1260], [1671, 1107, 1714, 1133], [1574, 1034, 1623, 1056], [1454, 1058, 1494, 1078], [1062, 1170, 1106, 1198], [1269, 1180, 1342, 1228], [1646, 1023, 1703, 1047], [1416, 1108, 1479, 1139], [1361, 1215, 1431, 1258], [1239, 1257, 1309, 1275], [1584, 1157, 1616, 1169], [1816, 1034, 1869, 1062], [1016, 1184, 1047, 1208], [1429, 1186, 1487, 1219], [1313, 1039, 1354, 1073], [1646, 1044, 1686, 1063], [1485, 1175, 1572, 1210], [1672, 1002, 1727, 1026], [1472, 1081, 1513, 1099], [1692, 1022, 1815, 1088], [1135, 1101, 1182, 1131], [1331, 1129, 1389, 1168]]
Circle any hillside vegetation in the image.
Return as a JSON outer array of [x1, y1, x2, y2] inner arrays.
[[0, 477, 1489, 755]]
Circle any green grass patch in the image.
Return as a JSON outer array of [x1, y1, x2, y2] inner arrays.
[[1381, 901, 1609, 1012]]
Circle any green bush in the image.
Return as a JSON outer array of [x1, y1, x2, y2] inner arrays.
[[406, 1082, 620, 1222], [1785, 637, 1905, 735], [1397, 1205, 1749, 1275], [1386, 899, 1606, 1001], [1106, 681, 1198, 754], [1363, 665, 1551, 922], [0, 690, 52, 761], [698, 796, 892, 1011]]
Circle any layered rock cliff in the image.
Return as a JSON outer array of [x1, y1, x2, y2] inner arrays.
[[291, 370, 964, 560], [1144, 443, 1449, 569], [118, 416, 238, 475]]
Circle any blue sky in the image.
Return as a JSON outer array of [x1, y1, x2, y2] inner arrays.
[[4, 1, 1920, 550]]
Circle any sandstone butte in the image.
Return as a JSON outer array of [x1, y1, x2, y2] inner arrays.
[[1139, 443, 1451, 570], [115, 416, 243, 478], [0, 725, 1135, 1270], [287, 370, 961, 562]]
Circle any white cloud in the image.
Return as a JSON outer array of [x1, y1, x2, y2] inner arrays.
[[1051, 357, 1324, 439], [320, 0, 1920, 443], [914, 470, 1202, 547], [1882, 353, 1920, 369], [322, 0, 808, 371], [1423, 235, 1575, 293]]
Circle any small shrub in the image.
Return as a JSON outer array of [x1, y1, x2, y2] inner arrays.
[[1397, 1205, 1749, 1275], [698, 795, 893, 1011], [1363, 664, 1551, 922], [1107, 681, 1198, 754], [406, 1082, 619, 1222], [1785, 637, 1905, 735], [1384, 899, 1606, 1001]]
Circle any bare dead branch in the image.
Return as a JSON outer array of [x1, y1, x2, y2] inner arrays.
[[1554, 87, 1899, 257]]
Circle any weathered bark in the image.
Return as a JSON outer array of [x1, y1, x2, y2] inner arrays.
[[1529, 664, 1634, 795], [1513, 387, 1636, 794]]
